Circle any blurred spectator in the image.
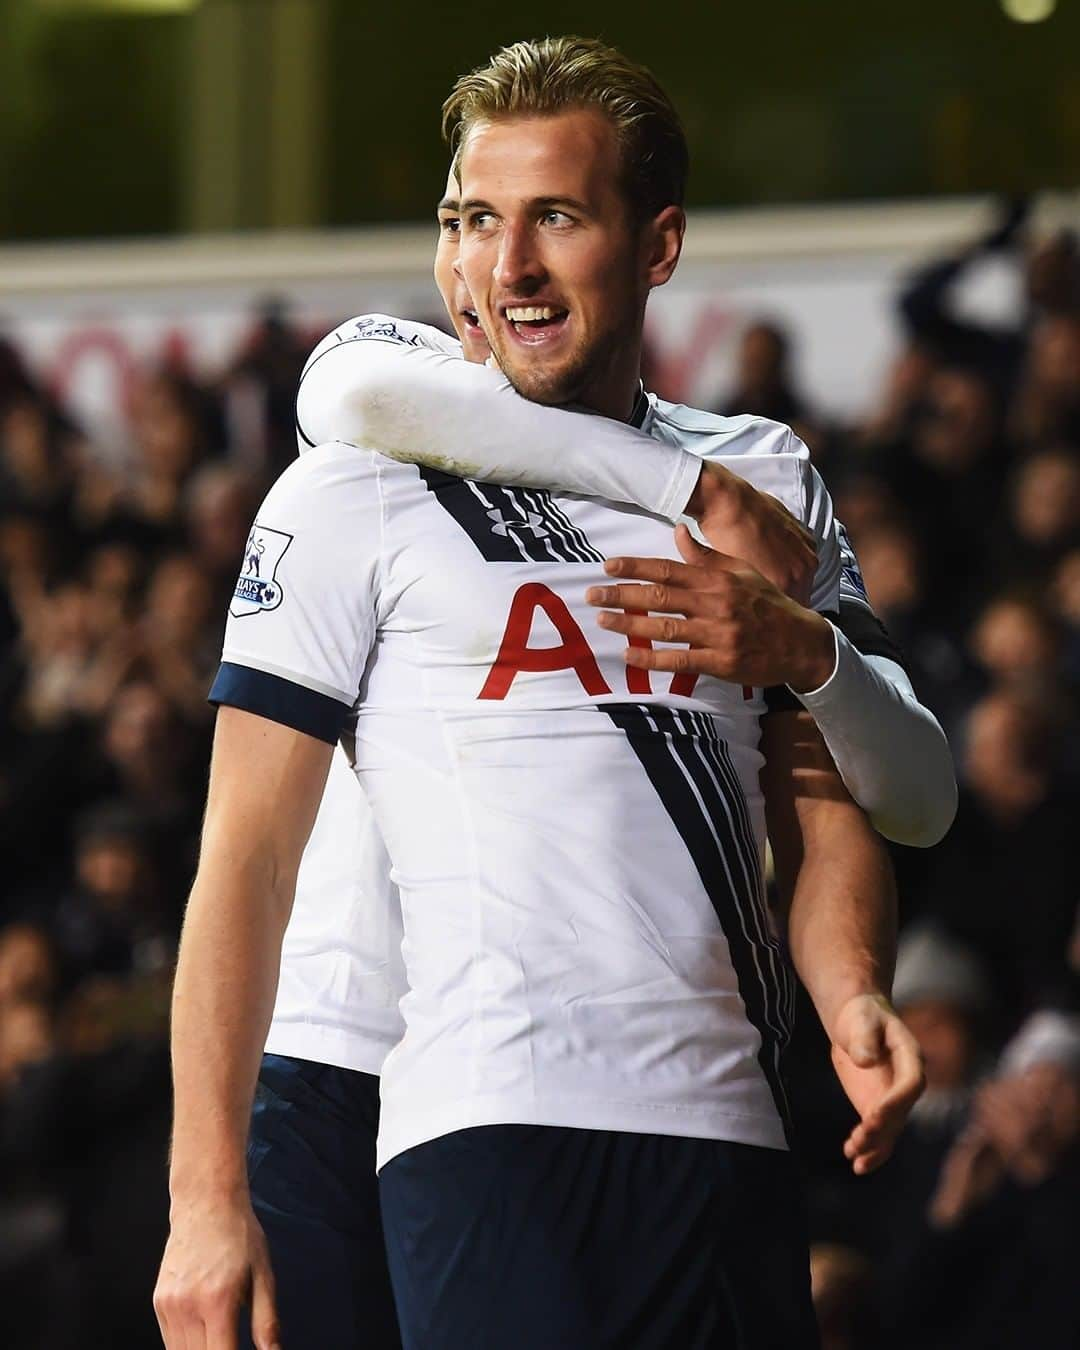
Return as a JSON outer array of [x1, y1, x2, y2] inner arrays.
[[923, 1011, 1080, 1350], [1009, 314, 1080, 449], [1052, 546, 1080, 686], [990, 447, 1080, 591], [184, 462, 262, 605], [224, 298, 311, 478], [855, 520, 973, 735], [810, 1244, 876, 1350], [51, 805, 175, 991], [718, 319, 833, 460], [915, 690, 1078, 1023], [139, 554, 218, 722], [898, 199, 1079, 396], [0, 396, 73, 521], [853, 343, 936, 453], [968, 592, 1062, 697], [894, 924, 989, 1122], [0, 923, 57, 1009], [720, 320, 808, 426]]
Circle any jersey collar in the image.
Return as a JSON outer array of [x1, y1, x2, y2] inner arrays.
[[629, 383, 650, 429]]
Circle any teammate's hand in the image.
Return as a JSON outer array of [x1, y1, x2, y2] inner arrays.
[[684, 463, 817, 605], [154, 1194, 280, 1350], [828, 993, 925, 1175], [585, 525, 836, 692]]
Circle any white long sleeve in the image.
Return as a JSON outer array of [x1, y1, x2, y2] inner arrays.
[[795, 626, 958, 847], [296, 321, 701, 522]]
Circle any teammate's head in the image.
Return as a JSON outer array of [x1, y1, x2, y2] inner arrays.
[[442, 36, 687, 417], [434, 171, 490, 363]]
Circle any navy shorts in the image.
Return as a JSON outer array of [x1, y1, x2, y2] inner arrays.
[[243, 1054, 401, 1350], [379, 1123, 819, 1350]]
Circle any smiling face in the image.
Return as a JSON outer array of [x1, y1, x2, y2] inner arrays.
[[435, 171, 490, 363], [456, 108, 683, 419]]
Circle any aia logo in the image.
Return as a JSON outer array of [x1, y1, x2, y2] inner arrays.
[[478, 582, 699, 701]]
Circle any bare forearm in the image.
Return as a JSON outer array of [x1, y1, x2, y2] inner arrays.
[[784, 820, 897, 1038], [168, 859, 293, 1201]]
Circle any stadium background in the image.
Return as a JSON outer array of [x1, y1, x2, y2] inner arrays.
[[1, 1, 1078, 1346]]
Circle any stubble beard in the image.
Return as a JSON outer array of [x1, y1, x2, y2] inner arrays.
[[493, 306, 636, 412]]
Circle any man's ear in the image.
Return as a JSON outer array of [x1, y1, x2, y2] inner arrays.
[[644, 205, 686, 291]]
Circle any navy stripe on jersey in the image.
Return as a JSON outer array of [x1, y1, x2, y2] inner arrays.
[[209, 662, 347, 745], [835, 599, 908, 670], [603, 702, 794, 1140], [417, 467, 603, 564]]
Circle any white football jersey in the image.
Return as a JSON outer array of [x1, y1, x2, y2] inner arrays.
[[213, 321, 841, 1169]]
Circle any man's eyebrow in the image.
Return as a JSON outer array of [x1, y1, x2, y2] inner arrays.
[[437, 196, 459, 213], [458, 195, 590, 215], [532, 195, 590, 215]]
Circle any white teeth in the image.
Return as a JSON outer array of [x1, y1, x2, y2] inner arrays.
[[506, 306, 562, 322]]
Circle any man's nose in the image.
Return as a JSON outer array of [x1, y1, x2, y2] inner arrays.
[[494, 222, 545, 293]]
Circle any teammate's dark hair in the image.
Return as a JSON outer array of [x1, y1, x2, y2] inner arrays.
[[442, 36, 688, 223]]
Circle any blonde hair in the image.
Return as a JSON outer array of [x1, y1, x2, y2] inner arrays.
[[442, 35, 688, 221]]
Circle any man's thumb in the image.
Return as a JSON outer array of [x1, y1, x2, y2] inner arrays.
[[674, 522, 736, 569], [846, 1008, 887, 1068]]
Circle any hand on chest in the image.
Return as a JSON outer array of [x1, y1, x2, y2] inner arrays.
[[385, 475, 753, 711]]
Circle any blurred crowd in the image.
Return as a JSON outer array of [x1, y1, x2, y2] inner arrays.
[[1, 205, 1079, 1347]]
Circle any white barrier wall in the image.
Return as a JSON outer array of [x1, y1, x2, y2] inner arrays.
[[1, 196, 1064, 451]]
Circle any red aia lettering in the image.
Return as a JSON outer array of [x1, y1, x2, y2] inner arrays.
[[480, 585, 707, 700], [478, 583, 612, 700], [624, 610, 700, 698]]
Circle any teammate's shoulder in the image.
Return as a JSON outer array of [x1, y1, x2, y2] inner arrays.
[[266, 439, 380, 511], [646, 396, 807, 463], [302, 313, 461, 376]]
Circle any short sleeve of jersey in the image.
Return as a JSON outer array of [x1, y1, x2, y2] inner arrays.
[[798, 450, 841, 618], [296, 314, 461, 451], [209, 442, 383, 744]]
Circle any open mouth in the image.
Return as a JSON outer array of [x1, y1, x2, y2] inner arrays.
[[501, 304, 570, 345], [462, 308, 481, 329]]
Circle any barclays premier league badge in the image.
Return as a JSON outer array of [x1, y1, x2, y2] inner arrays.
[[230, 525, 293, 618]]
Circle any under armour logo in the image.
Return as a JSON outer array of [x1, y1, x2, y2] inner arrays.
[[487, 508, 549, 539]]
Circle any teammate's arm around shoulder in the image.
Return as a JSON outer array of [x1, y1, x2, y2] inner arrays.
[[588, 444, 958, 847], [762, 710, 924, 1176], [155, 709, 331, 1350]]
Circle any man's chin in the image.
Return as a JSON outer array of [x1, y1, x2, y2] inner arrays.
[[499, 357, 580, 407]]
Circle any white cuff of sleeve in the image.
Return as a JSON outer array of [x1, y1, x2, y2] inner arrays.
[[662, 451, 707, 523]]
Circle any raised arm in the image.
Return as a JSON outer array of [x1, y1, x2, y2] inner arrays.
[[761, 709, 924, 1174], [155, 710, 331, 1350], [296, 317, 816, 601], [299, 318, 956, 845]]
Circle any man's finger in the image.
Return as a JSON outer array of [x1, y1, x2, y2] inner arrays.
[[596, 610, 709, 647], [250, 1260, 281, 1350], [623, 645, 708, 675], [601, 554, 698, 585], [153, 1288, 195, 1350], [876, 1026, 926, 1119], [586, 581, 698, 614]]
